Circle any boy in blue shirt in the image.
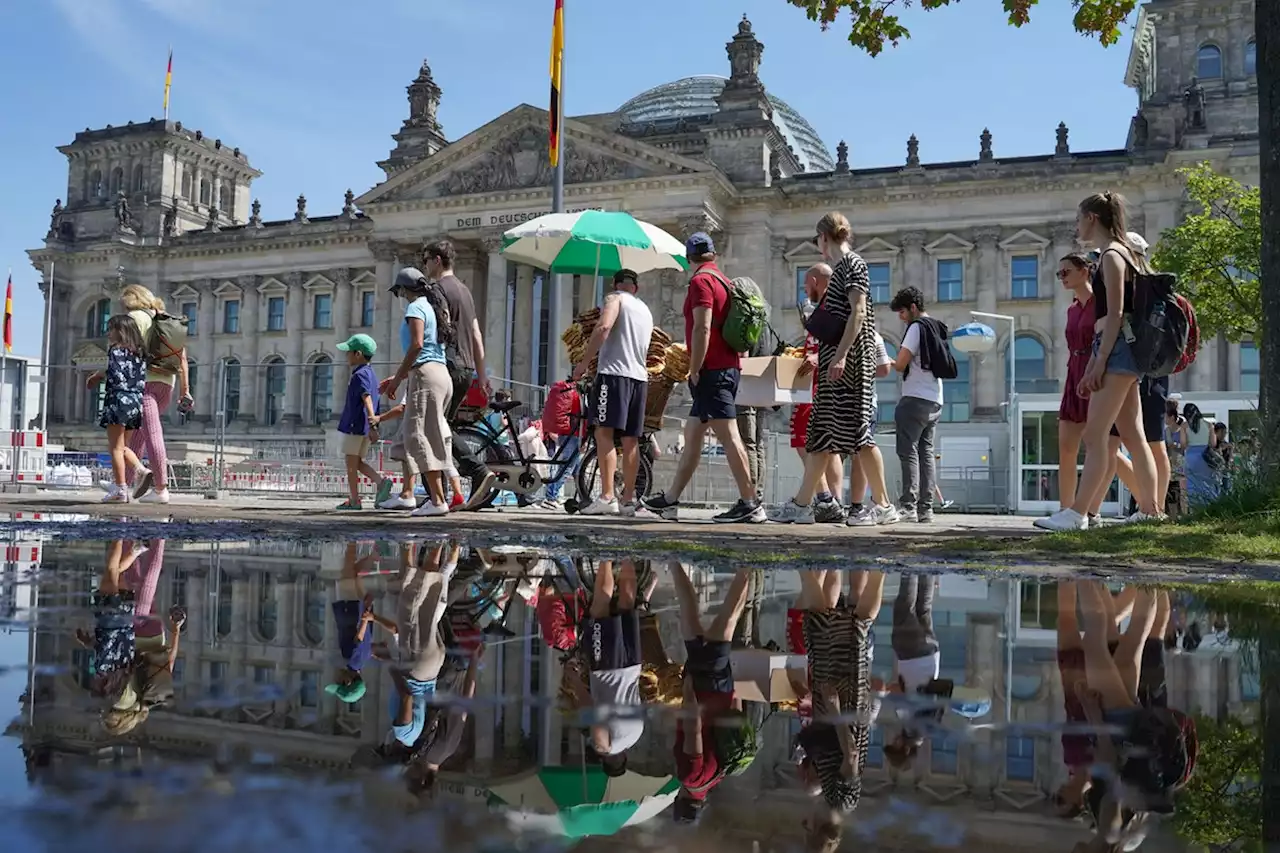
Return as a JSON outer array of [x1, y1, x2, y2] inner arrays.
[[335, 334, 389, 510]]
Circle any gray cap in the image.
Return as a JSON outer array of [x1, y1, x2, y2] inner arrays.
[[391, 267, 427, 292]]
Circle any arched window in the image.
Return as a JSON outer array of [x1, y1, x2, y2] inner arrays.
[[1197, 44, 1223, 79], [878, 339, 901, 422], [110, 167, 124, 194], [91, 169, 104, 198], [300, 574, 325, 647], [180, 169, 192, 200], [218, 183, 232, 214], [199, 178, 211, 206], [254, 573, 278, 641], [132, 164, 145, 193], [941, 346, 971, 423], [1245, 40, 1256, 76], [222, 358, 241, 422], [310, 356, 334, 425], [1006, 335, 1049, 394], [263, 357, 286, 426], [85, 298, 111, 338], [215, 568, 233, 638]]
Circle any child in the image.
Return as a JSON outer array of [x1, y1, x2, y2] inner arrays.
[[335, 334, 390, 510], [91, 316, 149, 504], [326, 542, 395, 704]]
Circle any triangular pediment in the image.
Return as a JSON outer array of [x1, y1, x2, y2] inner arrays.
[[358, 105, 714, 206], [925, 233, 975, 254], [1000, 229, 1050, 249], [856, 237, 900, 256], [71, 342, 107, 367], [783, 240, 821, 261]]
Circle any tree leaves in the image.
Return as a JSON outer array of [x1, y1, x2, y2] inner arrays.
[[785, 0, 1138, 55], [1152, 164, 1263, 343], [1172, 715, 1263, 851]]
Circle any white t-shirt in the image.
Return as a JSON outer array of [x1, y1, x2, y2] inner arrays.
[[900, 321, 944, 404], [590, 665, 645, 754], [873, 333, 891, 370], [897, 653, 940, 694]]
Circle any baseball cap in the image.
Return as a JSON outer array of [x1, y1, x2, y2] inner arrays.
[[613, 268, 638, 288], [685, 231, 715, 258], [1127, 232, 1150, 253], [336, 333, 377, 358], [391, 267, 427, 293], [325, 677, 367, 704]]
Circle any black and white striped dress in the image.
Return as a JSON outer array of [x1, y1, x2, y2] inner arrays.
[[801, 607, 874, 812], [806, 252, 878, 455]]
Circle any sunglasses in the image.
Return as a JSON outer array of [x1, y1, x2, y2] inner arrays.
[[1056, 270, 1073, 280]]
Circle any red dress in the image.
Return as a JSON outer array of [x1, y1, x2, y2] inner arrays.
[[1059, 298, 1095, 424], [789, 334, 820, 448]]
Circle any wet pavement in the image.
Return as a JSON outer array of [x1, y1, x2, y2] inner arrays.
[[0, 519, 1273, 851]]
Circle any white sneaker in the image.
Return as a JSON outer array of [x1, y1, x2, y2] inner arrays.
[[1123, 510, 1165, 524], [138, 489, 170, 505], [619, 501, 638, 518], [770, 500, 815, 524], [580, 497, 620, 516], [410, 501, 449, 518], [1034, 507, 1088, 531], [1087, 513, 1102, 529], [847, 504, 900, 527], [899, 508, 918, 523], [101, 485, 128, 504], [379, 495, 416, 510]]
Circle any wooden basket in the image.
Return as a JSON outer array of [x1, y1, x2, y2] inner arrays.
[[644, 375, 676, 434]]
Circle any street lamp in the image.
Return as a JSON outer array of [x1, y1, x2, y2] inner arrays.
[[971, 311, 1018, 514]]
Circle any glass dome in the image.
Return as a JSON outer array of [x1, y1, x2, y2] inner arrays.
[[617, 75, 835, 173]]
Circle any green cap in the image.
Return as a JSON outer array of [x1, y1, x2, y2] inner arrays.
[[325, 678, 367, 704], [337, 333, 377, 358]]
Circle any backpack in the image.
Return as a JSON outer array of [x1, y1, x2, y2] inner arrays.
[[422, 283, 469, 388], [907, 318, 959, 380], [144, 310, 189, 373], [684, 711, 760, 795], [541, 380, 579, 436], [1171, 294, 1200, 374], [1115, 251, 1191, 378], [704, 271, 767, 354]]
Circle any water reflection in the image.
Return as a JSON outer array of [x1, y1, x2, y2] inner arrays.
[[1, 537, 1271, 850]]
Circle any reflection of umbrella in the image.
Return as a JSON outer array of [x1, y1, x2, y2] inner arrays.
[[501, 211, 688, 276], [487, 766, 679, 838]]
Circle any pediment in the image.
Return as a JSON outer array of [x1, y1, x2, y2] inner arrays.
[[258, 277, 287, 295], [856, 237, 900, 256], [303, 274, 335, 291], [170, 283, 200, 301], [999, 229, 1050, 250], [358, 105, 714, 206], [213, 280, 242, 297], [783, 240, 820, 261], [71, 342, 107, 367], [925, 233, 974, 254]]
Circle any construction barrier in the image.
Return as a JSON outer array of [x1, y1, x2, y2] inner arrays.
[[0, 431, 47, 487]]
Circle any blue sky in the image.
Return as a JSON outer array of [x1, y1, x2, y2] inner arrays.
[[0, 0, 1138, 360]]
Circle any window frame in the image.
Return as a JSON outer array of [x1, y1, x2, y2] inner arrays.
[[1240, 341, 1259, 394], [267, 296, 287, 332], [180, 301, 198, 337], [936, 257, 965, 303], [1245, 40, 1257, 77], [1196, 43, 1223, 79], [1010, 255, 1040, 300], [312, 292, 334, 330], [221, 299, 241, 335], [262, 358, 286, 426], [222, 358, 242, 422], [941, 346, 972, 423], [359, 290, 376, 328], [309, 356, 334, 424]]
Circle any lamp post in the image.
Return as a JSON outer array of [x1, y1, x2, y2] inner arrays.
[[971, 311, 1018, 514]]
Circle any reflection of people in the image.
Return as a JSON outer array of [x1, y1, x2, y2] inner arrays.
[[581, 559, 645, 775], [404, 644, 482, 800], [882, 573, 940, 768], [326, 543, 395, 704], [671, 564, 752, 822], [795, 569, 885, 851]]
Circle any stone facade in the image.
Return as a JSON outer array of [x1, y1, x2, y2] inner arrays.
[[28, 3, 1260, 454]]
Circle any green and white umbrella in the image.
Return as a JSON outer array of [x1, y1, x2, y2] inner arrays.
[[501, 210, 689, 276], [487, 765, 679, 839]]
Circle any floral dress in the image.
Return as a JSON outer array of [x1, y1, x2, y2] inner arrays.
[[98, 346, 147, 430]]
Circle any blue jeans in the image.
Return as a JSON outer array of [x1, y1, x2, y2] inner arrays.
[[1092, 332, 1140, 377], [544, 434, 581, 500]]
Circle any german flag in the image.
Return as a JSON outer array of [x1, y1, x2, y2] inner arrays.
[[4, 274, 13, 354], [163, 48, 173, 117], [549, 0, 564, 168]]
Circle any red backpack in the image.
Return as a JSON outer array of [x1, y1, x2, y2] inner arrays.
[[541, 381, 580, 436], [1172, 295, 1199, 374]]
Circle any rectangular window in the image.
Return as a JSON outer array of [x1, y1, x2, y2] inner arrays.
[[181, 301, 197, 336], [941, 348, 971, 423], [222, 300, 240, 335], [937, 259, 964, 302], [267, 296, 285, 331], [313, 293, 333, 329], [795, 266, 807, 307], [1011, 255, 1039, 299], [360, 291, 375, 327], [1005, 735, 1036, 781], [1241, 341, 1260, 394], [868, 262, 891, 306]]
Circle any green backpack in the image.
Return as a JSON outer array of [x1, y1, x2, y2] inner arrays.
[[145, 310, 190, 374], [711, 711, 760, 777], [707, 272, 767, 354]]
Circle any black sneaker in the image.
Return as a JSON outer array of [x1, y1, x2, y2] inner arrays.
[[714, 499, 767, 524], [640, 492, 681, 521], [814, 500, 847, 524]]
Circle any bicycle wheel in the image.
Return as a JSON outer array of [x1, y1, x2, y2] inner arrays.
[[455, 426, 516, 510], [574, 444, 652, 503]]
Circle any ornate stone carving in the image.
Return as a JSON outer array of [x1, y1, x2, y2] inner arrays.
[[341, 189, 356, 219], [368, 239, 398, 262], [332, 268, 351, 287], [440, 129, 636, 196], [162, 205, 177, 237], [47, 199, 63, 238], [479, 234, 505, 254], [835, 140, 849, 173], [906, 135, 920, 168], [1130, 111, 1149, 150], [978, 128, 994, 162], [294, 194, 308, 224], [113, 191, 136, 233], [1055, 122, 1070, 157], [1183, 78, 1206, 130], [973, 226, 1001, 245], [769, 150, 781, 181], [248, 198, 263, 228], [727, 14, 764, 80], [203, 205, 220, 232], [900, 231, 927, 249], [677, 214, 713, 241], [770, 234, 789, 255], [284, 271, 303, 288], [406, 60, 443, 132], [1050, 224, 1079, 245]]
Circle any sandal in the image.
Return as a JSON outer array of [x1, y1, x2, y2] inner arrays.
[[336, 499, 363, 511]]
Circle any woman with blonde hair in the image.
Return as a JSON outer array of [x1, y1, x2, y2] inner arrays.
[[119, 284, 192, 504], [1036, 193, 1162, 531]]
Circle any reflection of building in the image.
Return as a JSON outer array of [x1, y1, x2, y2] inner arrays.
[[29, 5, 1260, 514]]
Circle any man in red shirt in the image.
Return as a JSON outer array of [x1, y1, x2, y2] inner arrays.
[[670, 563, 751, 823], [642, 232, 765, 524]]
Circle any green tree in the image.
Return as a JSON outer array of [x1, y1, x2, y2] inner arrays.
[[1174, 715, 1264, 852], [1152, 164, 1262, 343]]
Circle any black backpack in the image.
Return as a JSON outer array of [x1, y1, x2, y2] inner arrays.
[[423, 282, 469, 388], [1115, 251, 1190, 378], [907, 319, 958, 380]]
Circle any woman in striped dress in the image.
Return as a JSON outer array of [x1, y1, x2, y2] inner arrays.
[[795, 569, 885, 851], [774, 212, 878, 525]]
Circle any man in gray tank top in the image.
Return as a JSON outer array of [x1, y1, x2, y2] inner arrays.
[[571, 269, 654, 516]]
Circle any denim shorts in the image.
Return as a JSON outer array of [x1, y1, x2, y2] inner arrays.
[[1092, 332, 1140, 377]]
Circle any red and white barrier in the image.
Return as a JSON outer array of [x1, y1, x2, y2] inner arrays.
[[0, 431, 46, 486]]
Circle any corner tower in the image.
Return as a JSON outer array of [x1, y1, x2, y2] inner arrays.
[[378, 60, 449, 178]]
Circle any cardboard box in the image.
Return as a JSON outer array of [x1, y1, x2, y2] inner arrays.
[[731, 649, 808, 703], [736, 356, 813, 407]]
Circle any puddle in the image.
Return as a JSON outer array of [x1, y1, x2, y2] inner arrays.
[[0, 533, 1273, 851]]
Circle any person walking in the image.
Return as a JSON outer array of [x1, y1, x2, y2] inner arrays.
[[381, 268, 454, 518], [791, 264, 846, 523], [333, 334, 390, 511], [120, 284, 191, 505], [642, 233, 765, 523], [90, 316, 148, 504], [572, 269, 653, 516], [420, 241, 500, 510], [736, 333, 769, 502], [772, 213, 879, 525], [888, 286, 948, 523]]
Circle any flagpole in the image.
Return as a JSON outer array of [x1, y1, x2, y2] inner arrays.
[[39, 261, 53, 435], [548, 1, 566, 384], [2, 269, 8, 434]]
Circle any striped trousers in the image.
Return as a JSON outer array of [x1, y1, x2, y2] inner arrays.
[[127, 381, 173, 489]]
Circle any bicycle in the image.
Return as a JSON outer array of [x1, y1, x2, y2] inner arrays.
[[452, 396, 584, 510], [569, 430, 657, 513]]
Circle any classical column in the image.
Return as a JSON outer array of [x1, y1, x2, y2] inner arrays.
[[900, 230, 927, 301], [196, 279, 217, 413], [1049, 224, 1079, 383], [369, 240, 398, 364], [284, 271, 305, 424], [239, 275, 260, 424], [510, 265, 534, 387], [769, 233, 790, 326], [973, 227, 1002, 416], [481, 236, 508, 386], [333, 268, 354, 393]]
